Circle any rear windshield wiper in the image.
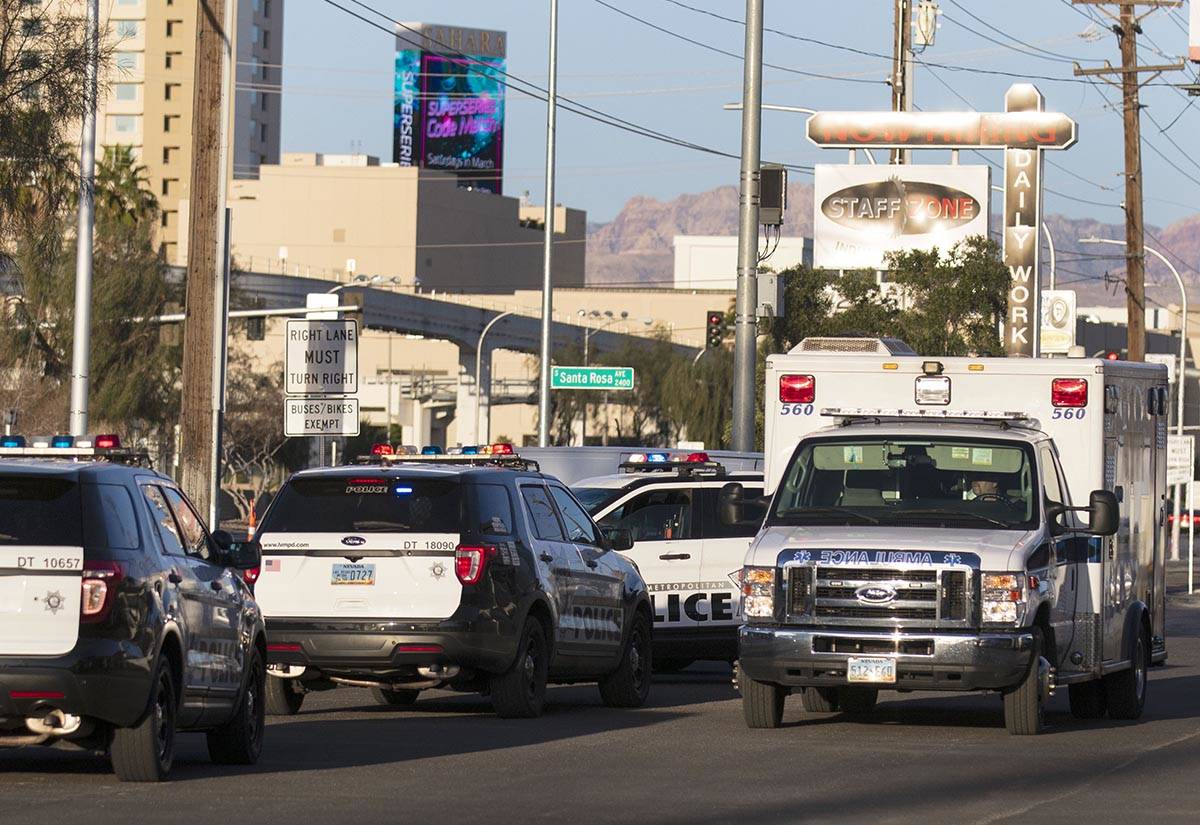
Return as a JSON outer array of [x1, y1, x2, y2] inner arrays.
[[887, 508, 1012, 529], [775, 506, 880, 525]]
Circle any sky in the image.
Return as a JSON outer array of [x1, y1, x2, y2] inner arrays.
[[280, 0, 1200, 226]]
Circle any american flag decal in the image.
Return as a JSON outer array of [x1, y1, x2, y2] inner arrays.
[[264, 559, 281, 572]]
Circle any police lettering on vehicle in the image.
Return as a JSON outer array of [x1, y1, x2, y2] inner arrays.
[[648, 581, 739, 624]]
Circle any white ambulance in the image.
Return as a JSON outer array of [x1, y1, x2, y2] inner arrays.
[[738, 338, 1168, 735]]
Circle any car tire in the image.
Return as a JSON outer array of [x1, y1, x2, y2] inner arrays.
[[1068, 680, 1107, 719], [837, 687, 879, 715], [265, 675, 305, 716], [800, 687, 839, 713], [740, 670, 785, 729], [371, 687, 420, 707], [599, 612, 652, 708], [1003, 631, 1045, 736], [491, 617, 549, 719], [653, 657, 694, 674], [1105, 627, 1149, 720], [111, 656, 176, 782], [207, 648, 266, 765]]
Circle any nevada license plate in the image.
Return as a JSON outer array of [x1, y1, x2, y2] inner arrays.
[[331, 563, 375, 586], [847, 656, 896, 684]]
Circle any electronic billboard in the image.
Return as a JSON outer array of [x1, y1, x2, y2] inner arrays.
[[394, 23, 506, 194]]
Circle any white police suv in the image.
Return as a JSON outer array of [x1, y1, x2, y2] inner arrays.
[[573, 452, 768, 671]]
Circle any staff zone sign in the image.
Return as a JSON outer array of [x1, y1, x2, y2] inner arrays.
[[805, 83, 1077, 357], [285, 319, 358, 395], [813, 164, 990, 271]]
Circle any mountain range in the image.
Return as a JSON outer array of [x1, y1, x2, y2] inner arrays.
[[586, 181, 1200, 309]]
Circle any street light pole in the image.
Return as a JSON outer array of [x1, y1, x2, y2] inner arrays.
[[1082, 236, 1189, 575], [68, 0, 99, 436], [731, 0, 764, 452], [537, 0, 560, 448], [476, 311, 516, 446]]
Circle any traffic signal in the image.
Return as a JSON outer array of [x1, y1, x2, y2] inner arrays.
[[706, 310, 726, 349]]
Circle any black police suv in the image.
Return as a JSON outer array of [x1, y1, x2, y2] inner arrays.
[[253, 455, 654, 718], [0, 446, 266, 781]]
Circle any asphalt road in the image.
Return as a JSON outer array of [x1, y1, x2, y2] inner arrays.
[[5, 600, 1200, 825]]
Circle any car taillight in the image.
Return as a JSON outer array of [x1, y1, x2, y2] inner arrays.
[[455, 545, 497, 585], [1051, 378, 1088, 407], [80, 561, 123, 623], [779, 374, 815, 404], [242, 566, 261, 587]]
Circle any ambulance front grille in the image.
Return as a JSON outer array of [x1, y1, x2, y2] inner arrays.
[[785, 564, 975, 628]]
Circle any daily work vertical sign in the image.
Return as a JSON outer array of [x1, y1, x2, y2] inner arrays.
[[1003, 84, 1044, 357]]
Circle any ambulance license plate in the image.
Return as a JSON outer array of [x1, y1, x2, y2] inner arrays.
[[331, 563, 375, 586], [847, 657, 896, 684]]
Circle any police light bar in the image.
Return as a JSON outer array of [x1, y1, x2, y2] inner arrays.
[[0, 433, 145, 464], [619, 460, 727, 475], [821, 407, 1030, 421], [361, 452, 540, 471]]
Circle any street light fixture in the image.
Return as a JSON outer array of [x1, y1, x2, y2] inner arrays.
[[1081, 235, 1190, 575]]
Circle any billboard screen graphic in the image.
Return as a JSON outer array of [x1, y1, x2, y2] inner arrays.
[[813, 164, 991, 270], [393, 24, 506, 193]]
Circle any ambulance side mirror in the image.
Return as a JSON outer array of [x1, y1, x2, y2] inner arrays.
[[1087, 490, 1119, 537], [719, 483, 745, 526]]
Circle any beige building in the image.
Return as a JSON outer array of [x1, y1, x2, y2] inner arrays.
[[86, 0, 283, 262], [193, 153, 586, 293]]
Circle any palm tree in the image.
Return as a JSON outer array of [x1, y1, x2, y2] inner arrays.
[[96, 146, 158, 228]]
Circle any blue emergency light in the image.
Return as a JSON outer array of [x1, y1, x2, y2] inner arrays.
[[0, 435, 25, 448], [51, 435, 74, 448]]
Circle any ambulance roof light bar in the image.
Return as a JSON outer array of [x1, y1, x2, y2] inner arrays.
[[358, 452, 541, 472], [821, 407, 1031, 422]]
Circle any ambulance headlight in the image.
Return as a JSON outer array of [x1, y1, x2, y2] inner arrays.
[[742, 566, 776, 620], [981, 572, 1025, 626]]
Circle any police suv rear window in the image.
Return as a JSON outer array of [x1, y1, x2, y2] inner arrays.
[[260, 477, 463, 533], [0, 476, 83, 546]]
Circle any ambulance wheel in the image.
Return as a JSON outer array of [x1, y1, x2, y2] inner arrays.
[[740, 672, 785, 729], [837, 687, 878, 715], [600, 612, 652, 708], [653, 658, 694, 674], [491, 617, 549, 719], [800, 687, 839, 713], [1003, 632, 1045, 735], [1105, 626, 1149, 720], [265, 675, 305, 716], [1068, 680, 1107, 719], [371, 687, 420, 707]]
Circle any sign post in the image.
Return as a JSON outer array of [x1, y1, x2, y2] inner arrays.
[[551, 366, 636, 391]]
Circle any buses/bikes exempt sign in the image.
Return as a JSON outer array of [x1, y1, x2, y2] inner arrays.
[[284, 319, 360, 437]]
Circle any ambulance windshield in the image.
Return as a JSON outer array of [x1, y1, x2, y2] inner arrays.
[[770, 438, 1038, 530]]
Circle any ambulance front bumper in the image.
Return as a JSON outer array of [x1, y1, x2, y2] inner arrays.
[[738, 625, 1035, 691]]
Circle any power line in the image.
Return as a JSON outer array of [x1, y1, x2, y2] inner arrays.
[[591, 0, 884, 85], [319, 0, 813, 174], [941, 1, 1100, 64]]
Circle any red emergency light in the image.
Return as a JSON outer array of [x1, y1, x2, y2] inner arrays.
[[1051, 378, 1088, 408], [779, 374, 815, 404]]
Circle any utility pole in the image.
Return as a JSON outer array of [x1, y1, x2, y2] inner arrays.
[[731, 0, 764, 453], [179, 0, 234, 520], [891, 0, 914, 164], [536, 0, 560, 448], [68, 0, 99, 437], [1073, 1, 1185, 362]]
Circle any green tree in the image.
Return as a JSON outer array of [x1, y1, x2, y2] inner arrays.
[[0, 147, 178, 432]]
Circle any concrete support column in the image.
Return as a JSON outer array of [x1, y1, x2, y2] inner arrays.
[[455, 346, 491, 447]]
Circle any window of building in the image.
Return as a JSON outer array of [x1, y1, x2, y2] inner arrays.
[[110, 115, 137, 134], [165, 19, 182, 38], [115, 20, 140, 39], [163, 114, 179, 132], [22, 17, 44, 36], [164, 82, 180, 100], [249, 118, 258, 140], [260, 122, 267, 142], [115, 52, 139, 72], [117, 0, 140, 5], [165, 51, 181, 69], [260, 92, 268, 111], [113, 83, 138, 102], [262, 29, 270, 49]]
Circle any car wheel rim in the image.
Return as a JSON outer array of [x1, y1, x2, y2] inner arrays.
[[155, 674, 173, 766], [247, 670, 262, 745], [1135, 639, 1147, 700], [629, 632, 645, 691], [523, 633, 540, 701]]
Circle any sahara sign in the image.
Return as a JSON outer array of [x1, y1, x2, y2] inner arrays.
[[804, 83, 1077, 357], [813, 165, 990, 270]]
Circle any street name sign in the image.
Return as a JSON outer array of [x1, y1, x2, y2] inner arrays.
[[551, 366, 635, 391], [285, 319, 358, 396], [285, 398, 361, 437]]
